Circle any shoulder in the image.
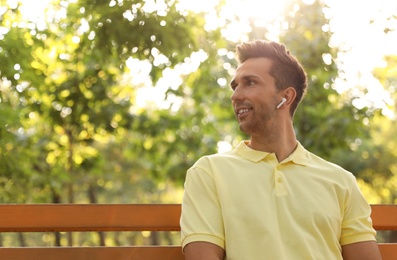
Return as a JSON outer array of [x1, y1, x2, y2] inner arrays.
[[304, 148, 356, 181], [194, 149, 239, 165]]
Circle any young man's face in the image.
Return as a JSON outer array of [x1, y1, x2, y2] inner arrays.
[[230, 57, 281, 136]]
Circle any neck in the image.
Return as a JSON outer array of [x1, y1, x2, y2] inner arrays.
[[248, 124, 297, 162]]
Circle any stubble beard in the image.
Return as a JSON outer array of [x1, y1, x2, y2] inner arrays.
[[239, 107, 278, 143]]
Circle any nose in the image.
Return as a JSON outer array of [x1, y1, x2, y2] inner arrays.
[[230, 86, 243, 102]]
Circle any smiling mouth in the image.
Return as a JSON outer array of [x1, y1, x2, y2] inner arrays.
[[237, 108, 252, 117]]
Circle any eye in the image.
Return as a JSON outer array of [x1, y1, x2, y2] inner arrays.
[[247, 80, 256, 86]]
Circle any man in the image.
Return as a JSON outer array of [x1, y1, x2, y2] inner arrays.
[[180, 40, 382, 259]]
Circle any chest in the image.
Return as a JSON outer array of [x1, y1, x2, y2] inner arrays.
[[213, 161, 345, 232]]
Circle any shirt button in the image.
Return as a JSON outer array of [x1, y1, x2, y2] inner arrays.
[[277, 178, 282, 183]]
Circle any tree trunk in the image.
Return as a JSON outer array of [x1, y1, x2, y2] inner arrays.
[[389, 230, 397, 242], [88, 183, 106, 246], [67, 183, 74, 246], [18, 233, 26, 247], [52, 188, 62, 246], [150, 232, 159, 245]]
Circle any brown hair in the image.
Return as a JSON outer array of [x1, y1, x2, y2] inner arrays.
[[235, 40, 307, 117]]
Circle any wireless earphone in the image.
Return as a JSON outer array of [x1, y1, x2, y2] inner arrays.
[[276, 98, 287, 109]]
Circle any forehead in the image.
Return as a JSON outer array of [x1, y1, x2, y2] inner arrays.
[[233, 57, 273, 80], [234, 57, 272, 78]]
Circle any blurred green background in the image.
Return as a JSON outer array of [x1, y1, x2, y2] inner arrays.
[[0, 0, 396, 246]]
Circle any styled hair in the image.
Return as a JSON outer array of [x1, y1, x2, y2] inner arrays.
[[235, 40, 307, 117]]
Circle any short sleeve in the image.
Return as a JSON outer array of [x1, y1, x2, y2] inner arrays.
[[340, 174, 377, 245], [180, 159, 225, 250]]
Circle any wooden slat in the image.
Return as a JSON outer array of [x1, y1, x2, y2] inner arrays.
[[1, 204, 395, 232], [0, 245, 394, 260], [0, 204, 181, 232], [0, 204, 395, 260], [0, 246, 184, 260], [0, 245, 395, 260], [371, 204, 397, 230], [379, 244, 397, 260]]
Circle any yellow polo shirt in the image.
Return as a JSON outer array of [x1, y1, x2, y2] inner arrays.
[[180, 141, 376, 259]]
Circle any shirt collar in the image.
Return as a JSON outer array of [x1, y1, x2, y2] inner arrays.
[[282, 142, 309, 166], [235, 141, 309, 166]]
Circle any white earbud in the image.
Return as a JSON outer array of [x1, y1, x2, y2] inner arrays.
[[276, 98, 287, 109]]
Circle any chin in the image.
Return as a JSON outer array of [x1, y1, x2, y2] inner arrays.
[[239, 125, 251, 135]]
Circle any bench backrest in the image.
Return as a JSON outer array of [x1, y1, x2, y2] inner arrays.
[[0, 204, 395, 260]]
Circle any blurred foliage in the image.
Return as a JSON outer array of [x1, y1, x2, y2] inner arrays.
[[280, 0, 370, 159], [0, 0, 396, 246]]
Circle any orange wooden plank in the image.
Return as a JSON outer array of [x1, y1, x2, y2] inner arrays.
[[1, 204, 396, 231], [0, 246, 184, 260], [0, 245, 394, 260], [379, 244, 397, 260], [0, 204, 181, 232], [0, 204, 395, 259], [0, 245, 393, 260], [371, 204, 397, 230]]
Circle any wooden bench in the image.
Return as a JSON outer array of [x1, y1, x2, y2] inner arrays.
[[0, 204, 395, 260]]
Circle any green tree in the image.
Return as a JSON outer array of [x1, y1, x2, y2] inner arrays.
[[0, 0, 227, 246], [363, 55, 397, 204], [280, 0, 370, 161]]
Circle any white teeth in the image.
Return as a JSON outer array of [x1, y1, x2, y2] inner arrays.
[[238, 108, 250, 115]]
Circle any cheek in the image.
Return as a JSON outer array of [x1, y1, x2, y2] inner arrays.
[[257, 98, 276, 112]]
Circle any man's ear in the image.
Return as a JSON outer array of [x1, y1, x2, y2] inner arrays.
[[283, 87, 297, 107]]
